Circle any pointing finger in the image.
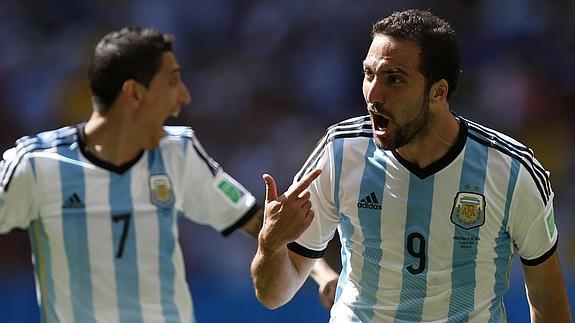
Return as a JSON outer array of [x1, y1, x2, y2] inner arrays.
[[285, 169, 321, 200], [263, 173, 278, 203]]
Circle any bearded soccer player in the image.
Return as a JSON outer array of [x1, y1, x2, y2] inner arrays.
[[251, 9, 572, 322]]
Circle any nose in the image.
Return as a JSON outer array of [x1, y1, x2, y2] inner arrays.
[[363, 76, 384, 107], [367, 102, 383, 114], [180, 81, 191, 107]]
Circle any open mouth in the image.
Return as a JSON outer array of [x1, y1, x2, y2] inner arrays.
[[371, 113, 390, 134]]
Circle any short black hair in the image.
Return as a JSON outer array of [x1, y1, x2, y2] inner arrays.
[[372, 9, 461, 100], [87, 26, 173, 112]]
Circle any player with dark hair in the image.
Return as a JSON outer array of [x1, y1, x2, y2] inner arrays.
[[0, 26, 336, 322], [251, 9, 572, 322]]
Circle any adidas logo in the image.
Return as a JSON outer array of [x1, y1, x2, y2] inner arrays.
[[357, 192, 382, 210], [63, 193, 85, 209]]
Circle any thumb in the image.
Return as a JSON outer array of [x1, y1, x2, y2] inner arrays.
[[263, 173, 278, 202]]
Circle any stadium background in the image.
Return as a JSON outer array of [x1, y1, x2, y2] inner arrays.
[[0, 0, 573, 322]]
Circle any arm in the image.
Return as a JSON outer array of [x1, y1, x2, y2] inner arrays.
[[523, 251, 572, 323], [240, 208, 264, 239], [252, 245, 318, 309], [250, 169, 322, 309], [241, 188, 338, 310], [0, 149, 38, 234], [310, 256, 339, 309]]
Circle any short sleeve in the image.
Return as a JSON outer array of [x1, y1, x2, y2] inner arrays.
[[288, 140, 340, 258], [508, 165, 557, 266], [0, 148, 39, 233], [179, 135, 256, 235]]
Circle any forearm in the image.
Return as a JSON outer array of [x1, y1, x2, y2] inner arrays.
[[251, 169, 322, 309], [240, 209, 264, 240], [527, 283, 572, 323], [310, 258, 338, 287], [250, 245, 311, 309], [523, 253, 572, 323]]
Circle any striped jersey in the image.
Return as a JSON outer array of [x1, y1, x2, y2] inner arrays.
[[0, 125, 257, 323], [288, 115, 557, 322]]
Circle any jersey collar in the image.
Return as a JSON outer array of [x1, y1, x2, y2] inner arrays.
[[391, 115, 468, 179], [76, 123, 145, 174]]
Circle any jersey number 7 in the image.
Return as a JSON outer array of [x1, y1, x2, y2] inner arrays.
[[112, 213, 132, 258]]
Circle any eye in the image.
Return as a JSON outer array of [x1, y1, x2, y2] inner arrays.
[[363, 68, 374, 81], [387, 74, 405, 85], [170, 73, 181, 86]]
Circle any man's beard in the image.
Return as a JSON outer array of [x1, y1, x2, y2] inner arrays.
[[375, 93, 431, 150]]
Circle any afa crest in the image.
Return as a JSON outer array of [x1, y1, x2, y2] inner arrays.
[[149, 174, 175, 209], [450, 192, 485, 229]]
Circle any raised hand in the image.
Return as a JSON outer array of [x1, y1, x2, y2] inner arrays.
[[258, 169, 321, 255]]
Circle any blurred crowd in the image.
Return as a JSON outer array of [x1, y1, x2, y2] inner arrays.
[[0, 0, 573, 321]]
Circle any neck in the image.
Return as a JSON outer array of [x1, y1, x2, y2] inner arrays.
[[83, 109, 144, 166], [396, 108, 460, 169]]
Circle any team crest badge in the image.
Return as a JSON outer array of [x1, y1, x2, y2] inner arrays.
[[450, 192, 485, 229], [149, 174, 175, 209]]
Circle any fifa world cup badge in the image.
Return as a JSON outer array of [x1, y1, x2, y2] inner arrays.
[[450, 192, 486, 229], [149, 174, 175, 209]]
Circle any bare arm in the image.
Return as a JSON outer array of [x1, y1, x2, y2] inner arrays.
[[240, 208, 264, 240], [241, 171, 338, 309], [250, 169, 323, 309], [310, 256, 339, 309], [522, 251, 572, 323], [252, 244, 318, 309]]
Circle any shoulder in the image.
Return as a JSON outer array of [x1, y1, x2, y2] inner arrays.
[[323, 115, 372, 144], [313, 115, 372, 153], [159, 126, 220, 173], [463, 116, 541, 167], [463, 117, 528, 153], [1, 125, 78, 189], [162, 126, 196, 142], [159, 126, 200, 151], [311, 115, 373, 158], [462, 116, 551, 205], [2, 125, 78, 163], [294, 116, 372, 181], [15, 125, 78, 152], [317, 115, 373, 159]]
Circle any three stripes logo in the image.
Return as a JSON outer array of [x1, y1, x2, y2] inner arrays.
[[357, 192, 382, 210], [63, 193, 85, 209]]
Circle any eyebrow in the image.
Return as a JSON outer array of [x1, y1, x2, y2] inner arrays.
[[170, 67, 183, 76], [362, 62, 409, 77]]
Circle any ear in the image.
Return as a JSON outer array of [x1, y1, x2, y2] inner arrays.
[[429, 79, 449, 103], [121, 79, 145, 107]]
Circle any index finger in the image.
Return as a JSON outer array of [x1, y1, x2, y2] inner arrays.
[[284, 169, 322, 200]]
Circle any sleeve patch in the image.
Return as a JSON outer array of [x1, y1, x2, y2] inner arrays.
[[214, 175, 245, 205], [545, 209, 555, 241]]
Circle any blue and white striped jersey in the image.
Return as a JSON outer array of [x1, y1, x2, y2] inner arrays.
[[0, 125, 257, 323], [288, 115, 557, 322]]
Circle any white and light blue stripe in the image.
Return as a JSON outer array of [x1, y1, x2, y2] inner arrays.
[[352, 140, 386, 322], [447, 138, 488, 321], [395, 174, 434, 322], [148, 150, 181, 322], [58, 145, 95, 323]]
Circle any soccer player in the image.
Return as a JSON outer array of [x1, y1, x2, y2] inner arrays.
[[251, 9, 572, 322], [0, 26, 336, 322]]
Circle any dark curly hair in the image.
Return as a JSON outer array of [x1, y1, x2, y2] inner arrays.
[[372, 9, 461, 100]]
